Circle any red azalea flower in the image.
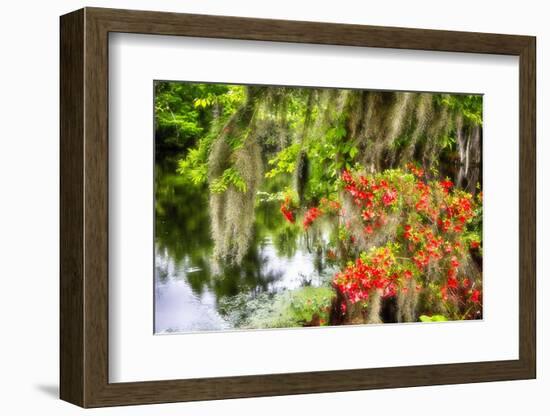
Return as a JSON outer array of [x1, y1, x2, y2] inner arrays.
[[440, 179, 454, 193], [303, 207, 322, 229], [361, 209, 375, 221], [342, 170, 354, 184], [406, 163, 424, 177], [447, 276, 459, 289], [382, 189, 397, 206], [440, 285, 448, 301], [447, 267, 457, 279], [280, 197, 295, 223], [450, 256, 460, 268], [383, 283, 397, 298], [471, 289, 481, 303], [329, 200, 341, 211], [280, 206, 294, 223]]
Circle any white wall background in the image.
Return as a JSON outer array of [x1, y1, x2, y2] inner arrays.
[[0, 0, 546, 414]]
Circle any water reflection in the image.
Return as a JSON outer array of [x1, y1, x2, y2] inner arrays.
[[154, 157, 335, 333]]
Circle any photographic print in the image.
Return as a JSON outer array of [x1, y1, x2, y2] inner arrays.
[[154, 82, 483, 334]]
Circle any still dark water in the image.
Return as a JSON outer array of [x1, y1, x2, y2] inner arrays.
[[154, 158, 335, 333]]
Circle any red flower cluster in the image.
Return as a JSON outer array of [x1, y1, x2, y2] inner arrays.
[[438, 193, 475, 234], [303, 207, 322, 229], [403, 224, 446, 269], [281, 196, 342, 229], [414, 181, 434, 216], [406, 162, 424, 178], [320, 197, 341, 213], [440, 179, 454, 194], [333, 247, 402, 304], [334, 166, 482, 321], [280, 196, 295, 223], [440, 275, 480, 309], [382, 189, 397, 206], [341, 170, 399, 235]]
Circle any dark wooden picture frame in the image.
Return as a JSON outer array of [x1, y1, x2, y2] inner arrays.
[[60, 7, 536, 408]]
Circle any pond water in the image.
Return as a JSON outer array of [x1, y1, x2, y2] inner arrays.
[[154, 158, 336, 333]]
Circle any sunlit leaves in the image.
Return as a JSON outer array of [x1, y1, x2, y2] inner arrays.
[[419, 314, 448, 322], [210, 167, 248, 193], [441, 94, 483, 126], [265, 143, 300, 178]]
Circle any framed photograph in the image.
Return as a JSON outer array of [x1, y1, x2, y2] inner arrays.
[[60, 7, 536, 408]]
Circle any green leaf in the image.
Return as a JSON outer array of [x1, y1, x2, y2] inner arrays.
[[210, 167, 247, 194], [419, 314, 448, 323]]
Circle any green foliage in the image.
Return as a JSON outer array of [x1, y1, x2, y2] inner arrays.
[[170, 83, 246, 185], [192, 89, 245, 110], [265, 143, 300, 178], [441, 94, 483, 126], [440, 134, 456, 150], [155, 82, 234, 150], [155, 82, 204, 149], [419, 314, 448, 322], [256, 190, 288, 203], [226, 286, 336, 329], [176, 139, 210, 185], [304, 117, 358, 200], [210, 167, 248, 193], [287, 286, 335, 325]]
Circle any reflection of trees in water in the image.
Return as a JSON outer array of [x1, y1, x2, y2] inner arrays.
[[156, 156, 339, 306], [155, 158, 286, 301], [155, 160, 213, 268], [187, 247, 283, 299], [254, 188, 338, 277], [155, 264, 170, 284], [272, 226, 298, 258]]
